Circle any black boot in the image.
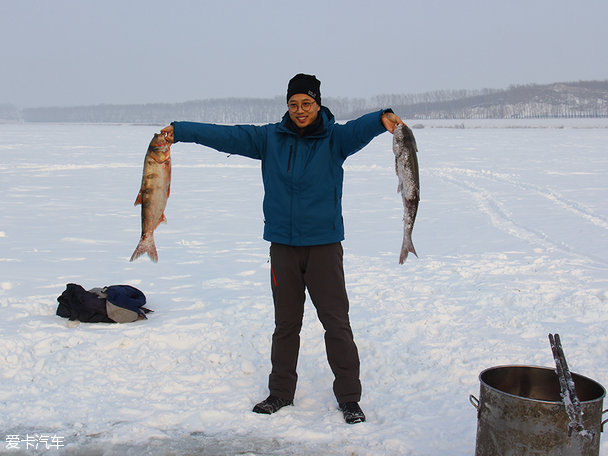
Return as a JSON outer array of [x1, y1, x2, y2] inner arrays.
[[339, 402, 366, 424], [252, 395, 293, 414]]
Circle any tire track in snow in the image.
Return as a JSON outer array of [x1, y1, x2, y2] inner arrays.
[[437, 167, 608, 231], [430, 167, 608, 265]]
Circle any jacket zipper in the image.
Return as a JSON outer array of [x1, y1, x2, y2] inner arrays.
[[287, 144, 294, 243], [287, 145, 293, 173]]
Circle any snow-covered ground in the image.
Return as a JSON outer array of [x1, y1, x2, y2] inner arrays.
[[1, 120, 607, 455]]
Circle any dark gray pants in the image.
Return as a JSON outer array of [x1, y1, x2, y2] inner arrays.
[[268, 242, 361, 403]]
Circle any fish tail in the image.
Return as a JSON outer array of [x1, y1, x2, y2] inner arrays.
[[399, 249, 407, 265], [409, 242, 418, 258], [130, 233, 158, 263], [399, 236, 418, 265]]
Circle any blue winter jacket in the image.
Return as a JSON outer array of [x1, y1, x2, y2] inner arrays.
[[173, 107, 387, 246]]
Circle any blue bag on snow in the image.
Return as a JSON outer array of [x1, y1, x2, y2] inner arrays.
[[57, 284, 152, 323]]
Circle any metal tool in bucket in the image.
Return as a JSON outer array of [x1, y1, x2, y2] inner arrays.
[[470, 334, 608, 456]]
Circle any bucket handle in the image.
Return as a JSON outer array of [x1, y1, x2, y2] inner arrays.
[[469, 394, 479, 411], [469, 394, 480, 418], [602, 409, 608, 432]]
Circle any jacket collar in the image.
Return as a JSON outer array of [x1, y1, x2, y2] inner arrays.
[[278, 106, 335, 138]]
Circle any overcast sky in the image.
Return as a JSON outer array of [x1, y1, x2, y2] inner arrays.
[[2, 0, 607, 108]]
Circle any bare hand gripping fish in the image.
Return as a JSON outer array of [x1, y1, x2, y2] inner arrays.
[[392, 124, 420, 264], [130, 133, 171, 262]]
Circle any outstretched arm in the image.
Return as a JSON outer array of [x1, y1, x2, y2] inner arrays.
[[160, 122, 266, 160]]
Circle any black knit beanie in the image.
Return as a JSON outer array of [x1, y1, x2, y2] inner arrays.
[[286, 73, 321, 105]]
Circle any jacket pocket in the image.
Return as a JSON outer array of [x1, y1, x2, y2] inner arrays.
[[299, 184, 341, 238]]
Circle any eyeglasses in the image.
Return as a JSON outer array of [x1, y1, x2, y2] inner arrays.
[[288, 100, 317, 112]]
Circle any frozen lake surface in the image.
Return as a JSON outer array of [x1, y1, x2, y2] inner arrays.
[[1, 120, 607, 455]]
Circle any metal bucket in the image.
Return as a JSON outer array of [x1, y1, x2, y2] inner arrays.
[[470, 365, 608, 456]]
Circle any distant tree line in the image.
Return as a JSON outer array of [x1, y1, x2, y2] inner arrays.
[[3, 80, 607, 123], [0, 104, 21, 121]]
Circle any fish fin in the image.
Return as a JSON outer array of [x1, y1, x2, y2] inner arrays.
[[130, 233, 158, 263], [406, 236, 418, 258], [134, 190, 143, 206], [150, 214, 167, 231], [399, 240, 418, 265], [410, 244, 418, 258]]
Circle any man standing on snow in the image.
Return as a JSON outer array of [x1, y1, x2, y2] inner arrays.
[[161, 74, 404, 424]]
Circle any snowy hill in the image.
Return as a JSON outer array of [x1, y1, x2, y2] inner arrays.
[[386, 80, 608, 119]]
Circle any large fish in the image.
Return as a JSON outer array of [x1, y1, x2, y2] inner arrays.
[[393, 124, 420, 264], [130, 133, 171, 262]]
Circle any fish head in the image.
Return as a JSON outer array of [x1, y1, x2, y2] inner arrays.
[[150, 133, 168, 147], [392, 124, 406, 157], [393, 124, 406, 142], [147, 133, 171, 162]]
